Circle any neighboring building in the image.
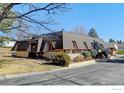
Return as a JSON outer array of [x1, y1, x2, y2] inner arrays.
[[0, 36, 16, 47], [106, 42, 118, 55], [11, 31, 108, 57], [3, 40, 16, 47], [117, 43, 124, 50]]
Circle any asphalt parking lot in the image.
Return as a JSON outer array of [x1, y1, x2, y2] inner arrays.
[[0, 57, 124, 85]]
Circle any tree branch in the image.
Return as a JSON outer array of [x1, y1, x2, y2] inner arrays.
[[0, 3, 20, 22]]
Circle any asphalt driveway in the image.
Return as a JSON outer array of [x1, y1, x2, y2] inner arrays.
[[1, 57, 124, 85]]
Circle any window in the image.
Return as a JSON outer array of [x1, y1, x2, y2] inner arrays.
[[17, 41, 29, 51], [91, 43, 95, 49], [31, 44, 37, 52], [91, 41, 99, 50], [100, 44, 105, 50], [52, 41, 56, 48], [30, 40, 38, 52], [72, 41, 78, 49], [83, 42, 88, 50]]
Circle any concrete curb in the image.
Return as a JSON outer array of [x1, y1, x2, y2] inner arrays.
[[0, 60, 97, 80], [69, 60, 96, 67], [0, 75, 6, 80]]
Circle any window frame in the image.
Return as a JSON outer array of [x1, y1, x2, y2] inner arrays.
[[72, 41, 78, 49], [83, 42, 89, 50]]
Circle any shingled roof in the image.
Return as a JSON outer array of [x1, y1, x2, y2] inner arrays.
[[62, 31, 107, 50]]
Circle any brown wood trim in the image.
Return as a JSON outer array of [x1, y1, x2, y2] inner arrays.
[[62, 48, 92, 51], [48, 49, 64, 52], [47, 48, 92, 52]]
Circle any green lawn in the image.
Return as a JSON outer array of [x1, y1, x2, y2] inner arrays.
[[117, 50, 124, 54]]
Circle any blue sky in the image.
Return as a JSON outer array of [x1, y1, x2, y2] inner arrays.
[[56, 3, 124, 42], [2, 3, 124, 42]]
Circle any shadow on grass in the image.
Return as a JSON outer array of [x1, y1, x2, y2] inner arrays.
[[3, 55, 12, 57], [3, 55, 46, 60], [42, 62, 64, 67]]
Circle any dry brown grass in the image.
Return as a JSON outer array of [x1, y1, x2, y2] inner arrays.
[[0, 47, 61, 75]]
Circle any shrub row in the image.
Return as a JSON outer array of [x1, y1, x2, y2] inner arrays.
[[44, 50, 98, 66], [91, 49, 98, 58], [82, 51, 91, 58], [73, 55, 84, 62], [82, 50, 98, 58], [44, 52, 71, 67]]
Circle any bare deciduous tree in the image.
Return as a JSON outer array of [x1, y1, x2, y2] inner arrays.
[[70, 25, 87, 35], [0, 3, 70, 38]]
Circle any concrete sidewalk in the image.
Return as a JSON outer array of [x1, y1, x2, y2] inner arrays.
[[0, 60, 97, 81]]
